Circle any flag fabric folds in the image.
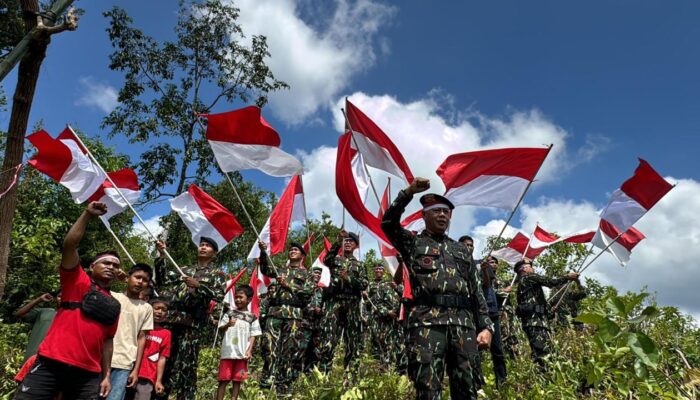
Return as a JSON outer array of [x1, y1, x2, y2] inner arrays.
[[401, 210, 425, 233], [345, 99, 414, 184], [27, 129, 106, 203], [247, 175, 306, 259], [492, 225, 595, 265], [436, 147, 551, 211], [170, 184, 244, 251], [592, 220, 645, 266], [204, 106, 303, 177], [599, 159, 673, 232], [377, 180, 399, 275], [492, 232, 544, 265], [311, 237, 333, 287], [223, 267, 250, 308], [87, 168, 141, 229]]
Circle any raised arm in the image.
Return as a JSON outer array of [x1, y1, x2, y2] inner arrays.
[[14, 293, 52, 318], [62, 202, 107, 270], [381, 178, 430, 258], [258, 241, 277, 278]]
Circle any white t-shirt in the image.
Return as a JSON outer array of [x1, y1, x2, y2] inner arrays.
[[218, 309, 261, 360], [110, 292, 154, 370]]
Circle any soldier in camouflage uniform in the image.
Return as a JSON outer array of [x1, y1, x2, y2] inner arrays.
[[258, 241, 315, 392], [499, 294, 520, 360], [381, 178, 494, 400], [301, 265, 325, 373], [154, 237, 225, 400], [514, 259, 579, 369], [314, 230, 369, 376], [550, 278, 587, 329], [365, 263, 402, 371]]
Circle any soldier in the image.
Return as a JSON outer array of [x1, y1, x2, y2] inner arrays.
[[478, 255, 508, 386], [258, 241, 315, 393], [381, 177, 493, 400], [550, 278, 587, 329], [365, 263, 401, 372], [314, 230, 369, 377], [154, 237, 225, 400], [514, 259, 579, 369], [301, 265, 325, 373]]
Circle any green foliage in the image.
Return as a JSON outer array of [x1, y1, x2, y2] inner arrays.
[[0, 321, 26, 400], [0, 0, 23, 61]]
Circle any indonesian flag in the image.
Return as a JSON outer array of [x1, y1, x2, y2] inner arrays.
[[336, 132, 392, 246], [398, 264, 413, 321], [204, 106, 303, 177], [401, 210, 425, 233], [247, 175, 306, 259], [87, 169, 141, 229], [377, 180, 399, 275], [528, 224, 595, 249], [592, 220, 645, 266], [493, 225, 595, 265], [27, 129, 106, 203], [170, 184, 244, 251], [436, 147, 551, 211], [249, 266, 263, 317], [600, 159, 673, 232], [345, 99, 414, 184], [223, 267, 249, 309], [311, 237, 333, 287], [302, 233, 316, 266]]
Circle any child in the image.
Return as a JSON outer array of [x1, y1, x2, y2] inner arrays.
[[131, 298, 171, 400], [216, 285, 261, 400]]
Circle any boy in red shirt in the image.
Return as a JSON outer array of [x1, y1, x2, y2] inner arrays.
[[15, 201, 122, 400], [131, 298, 171, 400]]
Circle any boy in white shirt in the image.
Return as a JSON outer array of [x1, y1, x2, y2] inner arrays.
[[216, 285, 261, 400]]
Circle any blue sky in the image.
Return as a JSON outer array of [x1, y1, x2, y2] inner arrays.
[[3, 1, 700, 318]]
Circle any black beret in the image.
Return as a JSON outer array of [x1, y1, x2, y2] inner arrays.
[[514, 259, 531, 273], [419, 193, 455, 210], [288, 242, 306, 256], [199, 236, 219, 252]]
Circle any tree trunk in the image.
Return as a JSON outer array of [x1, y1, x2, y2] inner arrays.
[[0, 0, 50, 298]]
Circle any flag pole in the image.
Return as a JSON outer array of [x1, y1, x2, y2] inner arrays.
[[102, 219, 136, 265], [66, 125, 185, 276], [300, 176, 313, 267], [500, 222, 538, 307], [341, 105, 383, 208], [212, 265, 248, 348], [487, 144, 554, 257]]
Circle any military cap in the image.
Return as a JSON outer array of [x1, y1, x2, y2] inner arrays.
[[373, 262, 385, 270], [288, 241, 306, 256], [419, 193, 455, 210], [199, 236, 219, 252], [345, 232, 360, 244], [311, 265, 323, 272], [514, 259, 531, 273]]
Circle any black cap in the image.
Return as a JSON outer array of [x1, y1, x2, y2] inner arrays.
[[419, 193, 455, 210], [288, 242, 306, 256], [346, 232, 360, 244], [199, 236, 219, 252], [514, 259, 531, 273], [374, 263, 385, 269]]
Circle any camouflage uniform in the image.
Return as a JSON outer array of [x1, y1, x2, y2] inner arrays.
[[314, 242, 369, 374], [366, 278, 401, 371], [550, 281, 587, 328], [499, 302, 520, 360], [515, 272, 571, 368], [381, 190, 493, 400], [154, 259, 224, 400], [301, 285, 325, 373], [258, 253, 315, 391]]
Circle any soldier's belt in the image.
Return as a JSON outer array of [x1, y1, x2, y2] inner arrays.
[[413, 295, 473, 309], [270, 299, 305, 308]]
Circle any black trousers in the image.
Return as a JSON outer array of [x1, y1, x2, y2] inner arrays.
[[14, 356, 101, 400], [489, 317, 508, 385]]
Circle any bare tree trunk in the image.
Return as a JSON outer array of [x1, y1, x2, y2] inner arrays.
[[0, 0, 49, 298]]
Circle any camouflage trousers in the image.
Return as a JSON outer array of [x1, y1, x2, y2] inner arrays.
[[314, 297, 364, 373], [369, 317, 400, 371], [406, 325, 480, 400], [302, 325, 323, 373], [260, 317, 309, 391], [523, 325, 552, 369], [159, 323, 202, 400]]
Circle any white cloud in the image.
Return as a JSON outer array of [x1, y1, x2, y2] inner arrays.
[[75, 76, 119, 114], [234, 0, 396, 124], [131, 215, 164, 241]]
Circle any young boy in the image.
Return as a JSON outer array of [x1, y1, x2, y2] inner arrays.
[[216, 285, 261, 400], [131, 298, 171, 400]]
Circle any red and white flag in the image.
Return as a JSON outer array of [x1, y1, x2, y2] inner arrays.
[[436, 147, 551, 211], [87, 168, 141, 229], [247, 175, 306, 259], [592, 220, 645, 266], [528, 224, 595, 249], [600, 159, 673, 232], [204, 106, 303, 177], [377, 180, 399, 275], [27, 129, 106, 203], [249, 266, 263, 317], [223, 267, 250, 309], [401, 210, 425, 233], [344, 99, 414, 184], [170, 184, 244, 251], [493, 225, 595, 265], [311, 237, 333, 287], [492, 232, 544, 265]]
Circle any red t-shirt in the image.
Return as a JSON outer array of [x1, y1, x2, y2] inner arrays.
[[138, 326, 171, 384], [37, 265, 119, 373]]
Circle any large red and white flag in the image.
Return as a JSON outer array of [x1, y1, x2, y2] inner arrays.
[[492, 232, 544, 265], [592, 220, 645, 266], [492, 225, 595, 265], [401, 210, 425, 233], [436, 147, 551, 211], [247, 175, 306, 259], [600, 159, 673, 232], [529, 224, 595, 249], [87, 168, 141, 229], [27, 129, 106, 203], [170, 184, 244, 251], [377, 180, 399, 275], [311, 236, 333, 287], [345, 99, 414, 184], [204, 106, 303, 177]]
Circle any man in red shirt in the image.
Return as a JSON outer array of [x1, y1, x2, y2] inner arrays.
[[15, 201, 121, 400]]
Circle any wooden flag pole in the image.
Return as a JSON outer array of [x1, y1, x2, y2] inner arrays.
[[102, 220, 136, 265], [299, 176, 313, 266]]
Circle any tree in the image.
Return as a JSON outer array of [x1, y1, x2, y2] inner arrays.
[[0, 0, 78, 298], [102, 0, 288, 205]]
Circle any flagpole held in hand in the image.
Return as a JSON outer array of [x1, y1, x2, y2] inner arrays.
[[66, 125, 185, 276], [102, 218, 136, 265], [500, 222, 538, 308]]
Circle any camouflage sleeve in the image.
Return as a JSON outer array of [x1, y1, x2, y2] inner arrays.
[[154, 256, 180, 289], [529, 273, 570, 288], [349, 261, 369, 291], [294, 271, 315, 304], [197, 270, 226, 303], [381, 189, 415, 260], [466, 256, 494, 333], [258, 250, 277, 278], [324, 242, 342, 271], [570, 284, 588, 301]]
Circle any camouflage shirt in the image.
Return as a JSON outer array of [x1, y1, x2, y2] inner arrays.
[[259, 252, 314, 320], [381, 189, 493, 332], [516, 272, 569, 328], [323, 243, 369, 298], [367, 279, 401, 319], [154, 257, 225, 327]]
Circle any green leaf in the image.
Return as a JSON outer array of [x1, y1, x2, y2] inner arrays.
[[575, 312, 605, 325], [606, 296, 627, 317], [627, 332, 659, 368], [598, 317, 621, 341], [634, 358, 648, 379], [628, 306, 659, 324], [614, 346, 630, 359]]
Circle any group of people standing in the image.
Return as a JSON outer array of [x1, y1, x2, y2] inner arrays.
[[11, 177, 588, 400]]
